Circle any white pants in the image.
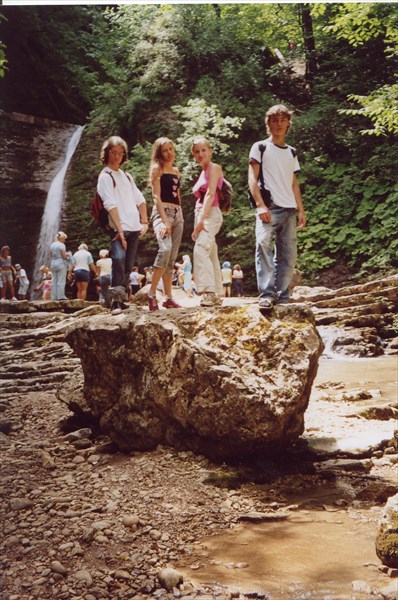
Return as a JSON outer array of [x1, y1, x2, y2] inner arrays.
[[193, 206, 223, 295]]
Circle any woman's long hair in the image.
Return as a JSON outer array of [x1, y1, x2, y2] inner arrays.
[[148, 137, 174, 183]]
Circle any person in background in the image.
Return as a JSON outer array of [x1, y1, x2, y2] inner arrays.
[[191, 138, 224, 308], [181, 255, 193, 297], [0, 245, 17, 301], [69, 243, 97, 301], [232, 264, 244, 297], [147, 137, 184, 311], [221, 261, 232, 298], [97, 135, 148, 315], [248, 104, 306, 311], [50, 231, 69, 301], [15, 264, 30, 300], [96, 249, 112, 308], [34, 265, 52, 300], [144, 266, 154, 286], [128, 266, 142, 298]]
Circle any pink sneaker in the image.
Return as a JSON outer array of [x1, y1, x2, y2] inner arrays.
[[162, 298, 181, 309], [147, 294, 159, 312]]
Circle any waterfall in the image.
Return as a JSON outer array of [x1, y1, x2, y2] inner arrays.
[[32, 125, 84, 293]]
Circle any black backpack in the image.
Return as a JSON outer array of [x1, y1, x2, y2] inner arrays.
[[248, 143, 271, 209], [218, 178, 233, 214]]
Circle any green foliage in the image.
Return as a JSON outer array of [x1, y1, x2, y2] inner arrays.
[[4, 3, 398, 288], [171, 98, 244, 184], [340, 84, 398, 136]]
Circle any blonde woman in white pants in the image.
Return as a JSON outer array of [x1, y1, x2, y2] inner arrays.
[[191, 138, 224, 308]]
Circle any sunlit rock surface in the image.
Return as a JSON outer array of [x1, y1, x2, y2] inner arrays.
[[61, 304, 323, 461]]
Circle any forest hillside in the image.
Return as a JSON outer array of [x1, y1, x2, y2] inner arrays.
[[0, 3, 397, 292]]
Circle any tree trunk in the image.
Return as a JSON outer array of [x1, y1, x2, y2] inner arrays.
[[300, 3, 317, 81]]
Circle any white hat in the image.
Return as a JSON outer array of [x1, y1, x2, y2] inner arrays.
[[15, 264, 21, 269], [99, 249, 109, 258], [57, 231, 67, 240]]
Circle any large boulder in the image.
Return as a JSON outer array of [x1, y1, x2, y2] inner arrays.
[[61, 304, 323, 461]]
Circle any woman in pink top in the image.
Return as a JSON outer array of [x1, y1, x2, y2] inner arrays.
[[191, 138, 224, 307]]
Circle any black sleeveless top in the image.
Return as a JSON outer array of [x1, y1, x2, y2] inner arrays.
[[160, 173, 180, 205]]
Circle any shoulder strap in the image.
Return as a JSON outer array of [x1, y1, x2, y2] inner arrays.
[[257, 143, 266, 186], [105, 170, 116, 188]]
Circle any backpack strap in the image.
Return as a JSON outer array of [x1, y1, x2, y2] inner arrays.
[[258, 143, 266, 187], [105, 170, 116, 188]]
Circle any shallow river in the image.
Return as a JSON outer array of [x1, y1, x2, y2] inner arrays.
[[180, 355, 398, 598]]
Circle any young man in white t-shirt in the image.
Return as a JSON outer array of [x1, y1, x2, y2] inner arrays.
[[248, 104, 306, 311]]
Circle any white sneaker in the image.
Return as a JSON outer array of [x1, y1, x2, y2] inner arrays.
[[11, 297, 17, 301], [111, 301, 122, 315]]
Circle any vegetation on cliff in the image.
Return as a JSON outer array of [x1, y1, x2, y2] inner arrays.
[[1, 3, 397, 289]]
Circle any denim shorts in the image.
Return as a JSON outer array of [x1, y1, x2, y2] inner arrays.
[[74, 269, 90, 283]]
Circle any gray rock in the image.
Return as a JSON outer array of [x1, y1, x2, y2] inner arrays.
[[157, 567, 183, 592], [376, 493, 398, 568], [74, 569, 93, 586], [50, 560, 68, 576], [63, 304, 323, 461], [9, 498, 34, 511]]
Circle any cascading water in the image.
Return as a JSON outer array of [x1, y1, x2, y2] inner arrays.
[[32, 125, 84, 294]]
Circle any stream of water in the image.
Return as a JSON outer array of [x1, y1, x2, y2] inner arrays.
[[179, 354, 397, 597], [32, 125, 84, 292]]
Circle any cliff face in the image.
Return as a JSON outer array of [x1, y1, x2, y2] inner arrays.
[[0, 111, 78, 278]]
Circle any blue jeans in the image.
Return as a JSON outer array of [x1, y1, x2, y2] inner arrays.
[[99, 274, 111, 308], [111, 230, 140, 291], [255, 204, 297, 303], [51, 260, 67, 300]]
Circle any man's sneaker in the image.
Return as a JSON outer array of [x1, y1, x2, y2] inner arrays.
[[258, 297, 274, 311], [120, 302, 129, 310], [111, 301, 122, 315], [200, 292, 218, 307], [147, 293, 159, 312], [162, 298, 181, 309], [11, 297, 17, 301]]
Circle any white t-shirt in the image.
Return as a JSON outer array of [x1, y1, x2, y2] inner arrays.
[[96, 257, 112, 276], [97, 168, 146, 232], [129, 271, 140, 286], [18, 268, 29, 284], [249, 139, 300, 209], [73, 249, 93, 271]]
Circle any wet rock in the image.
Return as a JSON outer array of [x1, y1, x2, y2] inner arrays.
[[63, 305, 323, 461], [376, 493, 398, 568], [316, 458, 373, 473], [238, 511, 289, 522]]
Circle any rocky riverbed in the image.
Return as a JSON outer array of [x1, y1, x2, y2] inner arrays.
[[1, 277, 397, 599]]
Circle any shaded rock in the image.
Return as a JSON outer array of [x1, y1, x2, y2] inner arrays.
[[63, 304, 323, 461], [376, 493, 398, 568]]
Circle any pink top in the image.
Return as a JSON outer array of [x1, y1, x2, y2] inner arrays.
[[192, 165, 223, 209]]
